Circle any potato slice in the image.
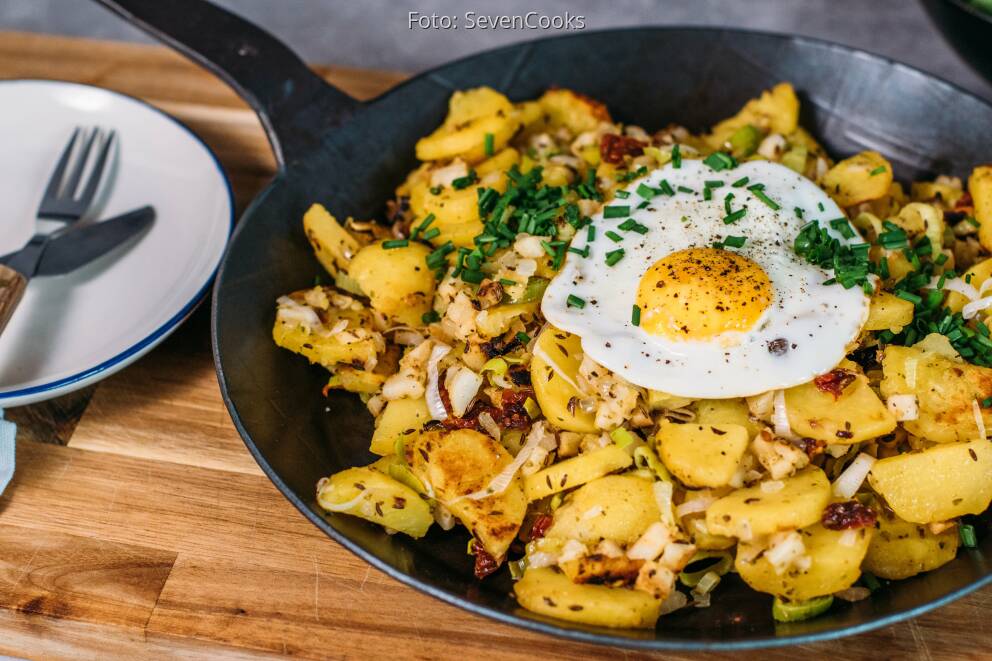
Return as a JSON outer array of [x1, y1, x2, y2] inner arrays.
[[348, 241, 436, 326], [946, 256, 992, 314], [868, 439, 992, 523], [415, 87, 520, 163], [784, 362, 896, 444], [656, 420, 749, 488], [706, 83, 799, 150], [420, 184, 487, 248], [821, 151, 893, 207], [514, 567, 662, 629], [317, 466, 432, 538], [865, 291, 915, 332], [863, 509, 959, 580], [547, 474, 661, 545], [706, 467, 831, 539], [524, 444, 632, 501], [370, 397, 431, 456], [530, 326, 598, 433], [536, 88, 611, 134], [880, 344, 992, 443], [693, 398, 760, 437], [406, 429, 526, 558], [969, 165, 992, 252], [303, 203, 361, 275], [736, 523, 871, 600]]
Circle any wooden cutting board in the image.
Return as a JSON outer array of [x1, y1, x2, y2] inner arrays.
[[0, 30, 986, 660]]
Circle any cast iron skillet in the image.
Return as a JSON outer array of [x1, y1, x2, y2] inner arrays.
[[98, 0, 992, 650], [922, 0, 992, 84]]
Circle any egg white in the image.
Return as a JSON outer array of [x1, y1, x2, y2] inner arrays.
[[541, 159, 870, 398]]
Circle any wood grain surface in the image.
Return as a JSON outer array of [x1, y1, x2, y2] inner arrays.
[[0, 30, 988, 660]]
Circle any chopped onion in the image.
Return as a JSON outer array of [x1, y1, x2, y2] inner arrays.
[[834, 586, 871, 602], [528, 552, 558, 569], [425, 343, 452, 420], [429, 159, 468, 188], [765, 531, 806, 575], [276, 296, 321, 330], [973, 399, 987, 440], [832, 452, 876, 499], [392, 329, 425, 346], [513, 234, 549, 259], [434, 505, 456, 530], [478, 411, 500, 441], [328, 318, 349, 335], [445, 365, 483, 418], [963, 296, 992, 320], [772, 390, 796, 440], [627, 522, 673, 561], [653, 481, 677, 528], [457, 422, 549, 501], [691, 571, 722, 604], [658, 589, 688, 615], [559, 539, 588, 563], [581, 505, 605, 520], [928, 274, 979, 302], [318, 492, 367, 513], [839, 529, 859, 547], [532, 343, 584, 392], [675, 494, 715, 518], [886, 394, 919, 421]]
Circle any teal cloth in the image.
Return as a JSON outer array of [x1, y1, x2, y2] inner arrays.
[[0, 409, 14, 495]]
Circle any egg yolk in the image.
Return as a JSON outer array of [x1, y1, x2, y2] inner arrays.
[[636, 247, 773, 340]]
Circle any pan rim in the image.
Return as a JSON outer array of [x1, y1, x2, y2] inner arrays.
[[211, 24, 992, 650]]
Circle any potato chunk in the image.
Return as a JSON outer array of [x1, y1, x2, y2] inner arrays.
[[656, 420, 749, 488], [547, 474, 660, 545], [693, 398, 760, 437], [706, 467, 831, 539], [880, 344, 992, 443], [406, 429, 526, 558], [370, 397, 431, 456], [303, 203, 361, 275], [863, 509, 959, 580], [523, 444, 632, 501], [514, 567, 662, 629], [821, 151, 893, 207], [348, 241, 436, 326], [415, 87, 520, 163], [969, 165, 992, 252], [865, 291, 915, 332], [736, 523, 871, 600], [317, 466, 432, 538], [706, 83, 799, 150], [420, 185, 486, 248], [530, 326, 597, 433], [784, 362, 896, 444], [536, 88, 611, 134], [868, 439, 992, 523]]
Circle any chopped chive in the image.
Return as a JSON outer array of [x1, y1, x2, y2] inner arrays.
[[672, 144, 682, 168], [984, 395, 992, 406], [412, 213, 436, 238], [461, 269, 485, 284], [451, 169, 478, 190], [657, 179, 675, 196], [677, 185, 695, 194], [614, 190, 630, 199], [704, 180, 725, 188], [966, 216, 981, 228], [636, 183, 657, 199], [724, 192, 735, 214], [605, 248, 626, 266], [637, 200, 650, 209], [382, 239, 409, 249], [484, 132, 494, 156], [421, 310, 440, 324], [869, 165, 886, 176], [631, 304, 641, 326], [421, 227, 440, 241], [960, 523, 977, 548], [606, 230, 624, 242], [430, 185, 442, 195], [723, 235, 747, 248], [862, 573, 881, 592], [732, 176, 750, 188], [794, 207, 804, 219], [499, 278, 516, 286], [895, 290, 922, 305], [703, 151, 737, 171], [587, 225, 596, 242], [566, 294, 586, 309], [704, 187, 712, 201], [935, 252, 949, 265], [617, 219, 649, 234], [829, 218, 856, 239], [516, 331, 531, 344], [723, 208, 747, 224], [540, 240, 557, 258], [749, 185, 781, 210], [604, 205, 630, 218], [568, 246, 590, 258], [817, 202, 825, 212]]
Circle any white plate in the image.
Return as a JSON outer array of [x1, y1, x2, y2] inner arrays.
[[0, 80, 233, 407]]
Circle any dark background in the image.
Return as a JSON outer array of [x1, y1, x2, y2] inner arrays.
[[3, 0, 991, 100]]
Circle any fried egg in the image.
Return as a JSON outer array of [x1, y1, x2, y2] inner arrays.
[[541, 159, 869, 398]]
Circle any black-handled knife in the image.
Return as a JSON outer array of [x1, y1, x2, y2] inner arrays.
[[1, 205, 155, 276]]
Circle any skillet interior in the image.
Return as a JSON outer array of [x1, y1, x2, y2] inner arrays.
[[213, 27, 992, 649]]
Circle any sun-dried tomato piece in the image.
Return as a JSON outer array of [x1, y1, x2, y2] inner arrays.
[[821, 500, 877, 530], [528, 514, 553, 541], [600, 133, 646, 164], [472, 540, 501, 579], [798, 437, 827, 458], [813, 368, 857, 400]]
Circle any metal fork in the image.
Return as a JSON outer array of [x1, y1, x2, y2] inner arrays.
[[0, 127, 116, 333]]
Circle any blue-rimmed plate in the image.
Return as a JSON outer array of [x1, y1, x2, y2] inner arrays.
[[0, 80, 232, 407]]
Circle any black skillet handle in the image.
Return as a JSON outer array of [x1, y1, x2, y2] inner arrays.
[[95, 0, 362, 169]]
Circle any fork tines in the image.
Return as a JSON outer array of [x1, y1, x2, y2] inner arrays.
[[38, 127, 117, 221]]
